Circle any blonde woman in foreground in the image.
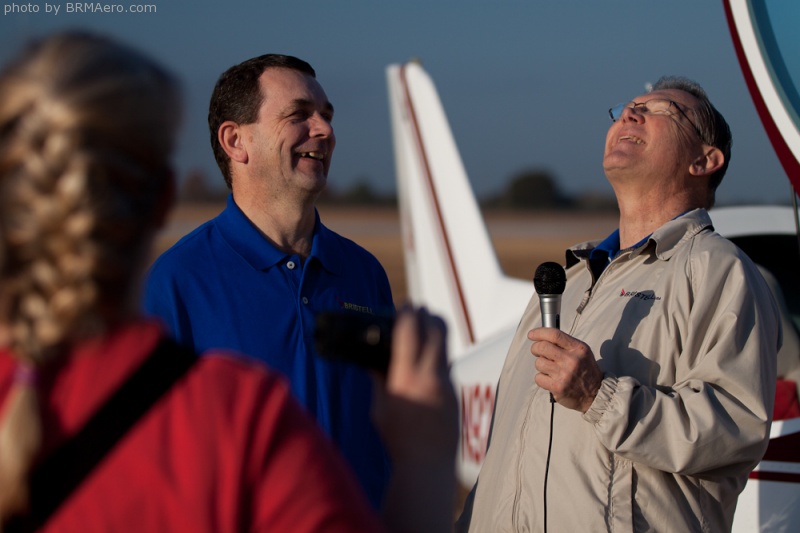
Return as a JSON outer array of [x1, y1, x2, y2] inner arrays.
[[0, 32, 456, 533]]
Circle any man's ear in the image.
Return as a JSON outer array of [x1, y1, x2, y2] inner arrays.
[[218, 121, 249, 164], [690, 146, 724, 177]]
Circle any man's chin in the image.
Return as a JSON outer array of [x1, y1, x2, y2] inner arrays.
[[299, 174, 328, 196]]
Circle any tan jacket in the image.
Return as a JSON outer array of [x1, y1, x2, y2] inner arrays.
[[458, 209, 780, 532]]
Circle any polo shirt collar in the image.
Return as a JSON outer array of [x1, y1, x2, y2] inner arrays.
[[309, 216, 344, 276], [215, 195, 343, 274]]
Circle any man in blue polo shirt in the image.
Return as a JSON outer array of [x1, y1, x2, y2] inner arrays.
[[143, 54, 394, 508]]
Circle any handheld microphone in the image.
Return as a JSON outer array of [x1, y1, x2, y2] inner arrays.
[[533, 262, 566, 329], [533, 262, 567, 532]]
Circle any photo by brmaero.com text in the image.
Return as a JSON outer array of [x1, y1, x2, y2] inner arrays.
[[4, 2, 156, 15]]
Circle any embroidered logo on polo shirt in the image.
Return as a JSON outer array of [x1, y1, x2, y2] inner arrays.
[[619, 289, 661, 301], [341, 302, 374, 314]]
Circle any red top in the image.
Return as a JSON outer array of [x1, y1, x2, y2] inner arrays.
[[0, 320, 383, 532]]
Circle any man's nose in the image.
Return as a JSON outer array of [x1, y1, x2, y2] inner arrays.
[[310, 113, 333, 138], [621, 105, 644, 122]]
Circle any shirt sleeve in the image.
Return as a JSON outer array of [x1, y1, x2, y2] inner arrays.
[[141, 260, 193, 349]]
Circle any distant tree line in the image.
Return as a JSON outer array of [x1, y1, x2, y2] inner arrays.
[[480, 169, 617, 211], [179, 167, 617, 211]]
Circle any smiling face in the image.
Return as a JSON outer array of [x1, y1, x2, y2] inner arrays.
[[603, 88, 704, 190], [238, 67, 336, 201]]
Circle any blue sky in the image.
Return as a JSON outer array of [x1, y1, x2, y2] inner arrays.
[[0, 0, 792, 206]]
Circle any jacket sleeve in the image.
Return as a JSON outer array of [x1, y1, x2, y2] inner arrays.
[[584, 248, 780, 477]]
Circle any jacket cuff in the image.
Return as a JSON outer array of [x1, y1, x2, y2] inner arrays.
[[583, 375, 619, 423]]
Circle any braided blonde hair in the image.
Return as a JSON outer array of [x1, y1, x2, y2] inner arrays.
[[0, 32, 180, 523]]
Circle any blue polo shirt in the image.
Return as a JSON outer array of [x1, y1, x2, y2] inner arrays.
[[144, 195, 394, 508]]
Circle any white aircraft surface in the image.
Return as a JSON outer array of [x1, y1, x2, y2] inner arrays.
[[386, 60, 531, 484], [386, 1, 800, 530]]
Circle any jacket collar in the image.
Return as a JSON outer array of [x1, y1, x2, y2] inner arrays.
[[566, 208, 713, 268]]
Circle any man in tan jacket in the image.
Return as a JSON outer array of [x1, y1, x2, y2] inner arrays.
[[457, 76, 781, 532]]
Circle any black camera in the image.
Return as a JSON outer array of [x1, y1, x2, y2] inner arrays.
[[314, 311, 394, 374]]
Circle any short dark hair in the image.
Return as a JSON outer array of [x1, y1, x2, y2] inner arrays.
[[208, 54, 315, 189], [651, 76, 732, 208]]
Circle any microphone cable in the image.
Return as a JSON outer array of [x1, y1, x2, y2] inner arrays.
[[543, 394, 555, 533]]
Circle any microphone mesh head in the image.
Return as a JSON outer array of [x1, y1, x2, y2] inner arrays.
[[533, 262, 566, 295]]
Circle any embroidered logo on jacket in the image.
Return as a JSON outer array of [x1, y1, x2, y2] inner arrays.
[[619, 289, 662, 301]]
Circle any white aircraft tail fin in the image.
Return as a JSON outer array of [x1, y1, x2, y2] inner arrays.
[[386, 62, 531, 362]]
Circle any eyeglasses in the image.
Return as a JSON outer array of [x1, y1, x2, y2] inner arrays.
[[608, 98, 704, 141]]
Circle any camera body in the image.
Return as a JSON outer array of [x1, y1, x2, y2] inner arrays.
[[314, 311, 394, 374]]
